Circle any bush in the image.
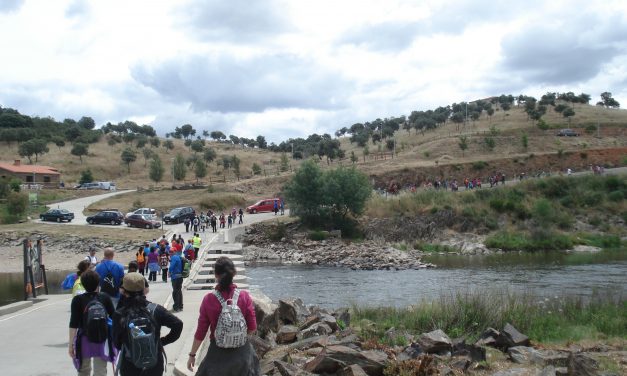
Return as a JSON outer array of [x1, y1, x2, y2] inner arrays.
[[608, 190, 625, 202], [584, 124, 597, 134], [578, 234, 622, 249], [79, 169, 94, 184], [9, 178, 21, 192], [6, 192, 28, 220], [266, 222, 286, 241], [485, 230, 573, 251], [309, 230, 328, 241], [471, 161, 488, 170]]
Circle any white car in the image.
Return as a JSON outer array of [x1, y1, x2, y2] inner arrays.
[[126, 208, 157, 219]]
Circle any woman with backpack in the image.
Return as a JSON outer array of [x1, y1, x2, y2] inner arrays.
[[68, 270, 116, 376], [136, 246, 146, 276], [113, 273, 183, 376], [147, 248, 160, 282], [158, 247, 169, 283], [186, 257, 260, 375], [72, 260, 91, 296]]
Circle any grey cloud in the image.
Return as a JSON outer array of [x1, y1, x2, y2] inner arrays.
[[175, 0, 290, 43], [65, 0, 90, 19], [131, 53, 352, 113], [339, 21, 423, 52], [0, 0, 24, 13], [500, 16, 627, 85]]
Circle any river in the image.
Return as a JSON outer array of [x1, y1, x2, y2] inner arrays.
[[246, 250, 627, 308], [1, 250, 625, 308]]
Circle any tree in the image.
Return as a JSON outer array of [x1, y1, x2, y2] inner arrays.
[[71, 143, 89, 163], [484, 136, 496, 151], [280, 153, 289, 172], [458, 135, 468, 156], [203, 148, 217, 164], [562, 107, 575, 125], [600, 92, 620, 108], [65, 126, 82, 143], [52, 136, 65, 151], [231, 155, 241, 180], [148, 155, 164, 184], [180, 124, 196, 139], [164, 140, 174, 153], [120, 147, 137, 173], [256, 135, 267, 149], [202, 130, 209, 140], [350, 151, 358, 164], [284, 160, 325, 221], [190, 139, 205, 153], [537, 119, 550, 131], [172, 153, 186, 181], [141, 148, 154, 166], [79, 169, 94, 184], [7, 192, 28, 221], [252, 163, 262, 175], [210, 131, 226, 141], [18, 139, 49, 163], [362, 145, 369, 162], [150, 137, 161, 148], [229, 135, 240, 145], [450, 112, 465, 131], [77, 116, 95, 130], [221, 155, 232, 172], [521, 133, 528, 150], [194, 160, 207, 183], [323, 166, 372, 220]]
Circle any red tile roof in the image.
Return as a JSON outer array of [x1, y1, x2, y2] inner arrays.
[[0, 162, 60, 175]]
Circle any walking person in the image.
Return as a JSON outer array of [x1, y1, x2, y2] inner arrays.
[[68, 270, 116, 376], [211, 215, 217, 232], [135, 246, 146, 276], [280, 199, 285, 215], [193, 216, 200, 232], [112, 273, 183, 376], [273, 200, 279, 215], [84, 246, 98, 269], [95, 248, 125, 308], [72, 260, 91, 297], [238, 208, 243, 224], [184, 217, 191, 233], [219, 213, 225, 229], [192, 233, 202, 261], [159, 247, 169, 283], [169, 248, 185, 312], [227, 214, 233, 229], [186, 257, 260, 375], [147, 248, 159, 282]]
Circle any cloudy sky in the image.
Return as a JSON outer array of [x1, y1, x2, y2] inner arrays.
[[1, 0, 626, 141]]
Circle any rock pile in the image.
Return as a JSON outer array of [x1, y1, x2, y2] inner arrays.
[[241, 224, 435, 270], [248, 298, 618, 375], [0, 231, 138, 254]]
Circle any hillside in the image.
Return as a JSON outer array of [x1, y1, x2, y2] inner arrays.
[[0, 100, 625, 197]]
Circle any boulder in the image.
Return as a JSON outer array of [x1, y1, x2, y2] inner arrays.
[[508, 346, 538, 364], [416, 329, 452, 354], [303, 345, 387, 375], [490, 368, 532, 376], [320, 313, 339, 331], [288, 335, 330, 351], [278, 298, 310, 325], [299, 322, 333, 340], [572, 245, 602, 253], [274, 360, 316, 376], [497, 323, 530, 349], [249, 334, 273, 358], [567, 353, 599, 376], [475, 328, 500, 347], [334, 307, 351, 327], [449, 355, 471, 371], [299, 315, 321, 331], [338, 364, 369, 376], [396, 343, 423, 361], [277, 325, 299, 344], [452, 341, 486, 363]]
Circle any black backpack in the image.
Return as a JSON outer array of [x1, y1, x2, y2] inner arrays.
[[100, 263, 117, 297], [83, 296, 109, 343], [122, 303, 159, 370]]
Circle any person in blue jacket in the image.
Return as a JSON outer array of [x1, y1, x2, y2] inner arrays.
[[94, 247, 125, 308], [169, 248, 184, 312]]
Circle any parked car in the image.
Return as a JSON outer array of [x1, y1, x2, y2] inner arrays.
[[556, 129, 580, 137], [126, 207, 157, 219], [125, 214, 161, 229], [98, 181, 117, 191], [40, 209, 74, 222], [86, 210, 124, 225], [78, 182, 101, 190], [247, 198, 279, 214], [163, 207, 195, 224]]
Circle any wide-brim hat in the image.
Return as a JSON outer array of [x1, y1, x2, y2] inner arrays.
[[122, 272, 145, 293]]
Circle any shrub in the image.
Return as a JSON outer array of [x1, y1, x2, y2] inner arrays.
[[266, 222, 286, 241], [6, 192, 28, 220], [608, 190, 624, 202], [578, 234, 622, 249], [9, 178, 21, 192], [580, 152, 588, 159], [472, 161, 488, 170], [309, 230, 328, 241], [79, 169, 94, 184], [584, 124, 597, 134]]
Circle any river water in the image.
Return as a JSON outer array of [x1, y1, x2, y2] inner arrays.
[[1, 251, 625, 308], [246, 250, 627, 308]]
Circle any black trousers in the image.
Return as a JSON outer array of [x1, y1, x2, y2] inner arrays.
[[172, 278, 183, 310], [161, 268, 168, 282]]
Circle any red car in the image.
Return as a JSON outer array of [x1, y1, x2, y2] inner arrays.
[[124, 214, 161, 229], [247, 198, 280, 214]]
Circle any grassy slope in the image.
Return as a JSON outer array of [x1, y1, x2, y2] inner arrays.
[[0, 102, 625, 202]]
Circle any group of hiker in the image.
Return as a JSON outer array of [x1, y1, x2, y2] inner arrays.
[[183, 208, 245, 233], [65, 242, 259, 375]]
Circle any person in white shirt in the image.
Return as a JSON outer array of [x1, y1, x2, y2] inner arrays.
[[84, 246, 98, 269]]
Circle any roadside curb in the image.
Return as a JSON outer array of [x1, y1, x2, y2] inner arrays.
[[0, 300, 34, 317]]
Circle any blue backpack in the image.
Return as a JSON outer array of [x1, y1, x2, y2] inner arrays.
[[62, 273, 77, 290]]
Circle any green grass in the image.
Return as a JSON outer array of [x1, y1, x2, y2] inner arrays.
[[413, 242, 457, 253], [352, 290, 627, 344]]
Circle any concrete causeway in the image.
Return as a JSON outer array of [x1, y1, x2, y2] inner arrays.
[[0, 209, 287, 375]]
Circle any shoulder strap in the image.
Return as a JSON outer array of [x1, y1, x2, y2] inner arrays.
[[232, 289, 240, 305], [146, 302, 157, 316], [212, 289, 227, 306]]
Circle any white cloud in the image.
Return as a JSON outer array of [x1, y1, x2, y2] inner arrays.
[[0, 0, 625, 143]]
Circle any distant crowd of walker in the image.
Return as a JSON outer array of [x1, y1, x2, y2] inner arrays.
[[63, 204, 269, 375]]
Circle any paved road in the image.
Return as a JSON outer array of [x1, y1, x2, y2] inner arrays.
[[37, 189, 135, 227], [2, 209, 285, 375]]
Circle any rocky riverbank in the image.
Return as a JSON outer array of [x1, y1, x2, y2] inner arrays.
[[248, 296, 626, 375], [0, 231, 141, 272], [240, 223, 436, 270]]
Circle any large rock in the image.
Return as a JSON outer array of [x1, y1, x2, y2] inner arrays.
[[416, 329, 452, 354], [274, 360, 315, 376], [249, 334, 273, 358], [396, 343, 423, 361], [497, 323, 530, 349], [490, 368, 533, 376], [277, 325, 299, 344], [452, 340, 486, 362], [334, 307, 351, 327], [475, 327, 500, 347], [278, 298, 310, 325], [254, 296, 280, 336], [338, 364, 369, 376], [319, 313, 339, 331], [567, 353, 599, 376], [303, 345, 387, 375], [288, 335, 330, 351], [299, 322, 333, 340]]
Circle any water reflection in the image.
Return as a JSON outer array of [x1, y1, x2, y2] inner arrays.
[[0, 270, 70, 306]]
